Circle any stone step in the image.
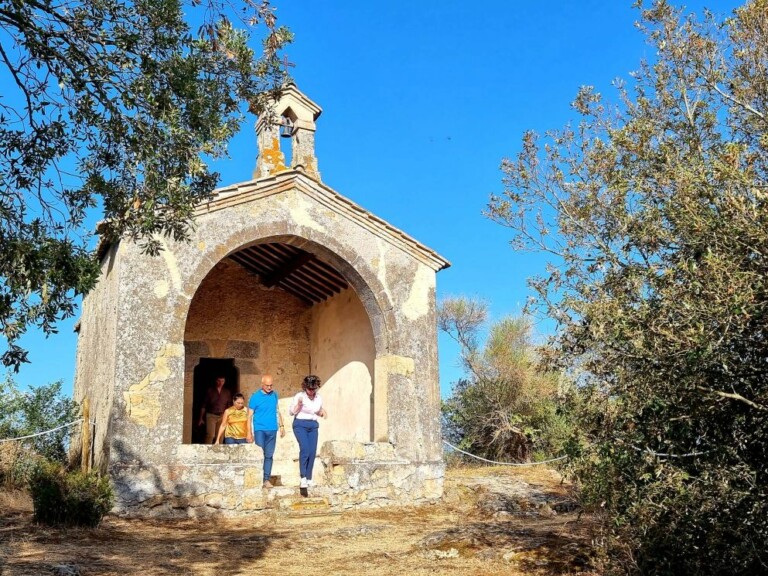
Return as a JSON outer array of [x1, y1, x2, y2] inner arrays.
[[279, 496, 338, 517]]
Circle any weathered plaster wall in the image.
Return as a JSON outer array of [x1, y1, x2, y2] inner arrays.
[[73, 244, 121, 471], [182, 259, 311, 441], [309, 287, 375, 443], [376, 260, 442, 462]]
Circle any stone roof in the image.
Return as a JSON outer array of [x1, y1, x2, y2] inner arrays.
[[196, 169, 451, 272]]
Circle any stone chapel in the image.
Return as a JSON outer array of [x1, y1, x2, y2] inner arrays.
[[73, 84, 450, 516]]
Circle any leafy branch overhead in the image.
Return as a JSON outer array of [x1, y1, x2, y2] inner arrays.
[[0, 0, 291, 369], [487, 1, 767, 572]]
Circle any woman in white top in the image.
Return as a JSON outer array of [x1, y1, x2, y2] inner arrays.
[[288, 374, 327, 490]]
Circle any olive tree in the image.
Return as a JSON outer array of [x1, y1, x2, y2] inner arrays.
[[0, 0, 290, 369], [487, 1, 767, 573]]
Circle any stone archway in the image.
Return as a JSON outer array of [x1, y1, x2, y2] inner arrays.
[[181, 234, 383, 448]]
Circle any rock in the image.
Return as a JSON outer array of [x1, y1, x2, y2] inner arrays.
[[51, 564, 81, 576], [502, 550, 519, 562], [334, 524, 386, 537], [422, 548, 459, 559], [475, 548, 498, 560], [537, 502, 555, 517]]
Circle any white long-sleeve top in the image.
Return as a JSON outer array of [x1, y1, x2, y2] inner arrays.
[[289, 391, 323, 421]]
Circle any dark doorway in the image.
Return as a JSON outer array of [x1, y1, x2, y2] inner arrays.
[[191, 358, 239, 444]]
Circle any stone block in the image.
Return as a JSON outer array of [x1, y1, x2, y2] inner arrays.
[[244, 468, 262, 489], [221, 494, 239, 510], [363, 442, 396, 460], [326, 464, 346, 486], [241, 494, 267, 511], [226, 340, 260, 359], [237, 360, 259, 375], [366, 488, 392, 500], [204, 493, 224, 508], [421, 478, 443, 500], [184, 341, 210, 357], [320, 440, 365, 463]]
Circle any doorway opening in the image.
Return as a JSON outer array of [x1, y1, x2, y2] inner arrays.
[[191, 358, 239, 444]]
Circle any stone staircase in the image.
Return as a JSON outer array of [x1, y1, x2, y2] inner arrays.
[[264, 478, 338, 517]]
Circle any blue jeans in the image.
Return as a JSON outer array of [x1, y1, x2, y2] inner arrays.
[[224, 437, 248, 445], [254, 430, 277, 482], [292, 419, 319, 480]]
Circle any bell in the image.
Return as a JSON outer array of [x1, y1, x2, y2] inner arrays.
[[278, 117, 294, 138]]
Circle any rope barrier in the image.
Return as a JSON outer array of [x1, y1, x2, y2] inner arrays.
[[630, 444, 709, 459], [443, 440, 568, 466], [0, 419, 86, 443]]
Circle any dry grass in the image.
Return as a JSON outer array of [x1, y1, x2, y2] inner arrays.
[[0, 465, 597, 576]]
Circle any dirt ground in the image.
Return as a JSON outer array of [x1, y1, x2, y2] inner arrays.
[[0, 465, 597, 576]]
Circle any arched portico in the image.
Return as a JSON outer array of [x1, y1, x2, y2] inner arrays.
[[182, 234, 385, 451]]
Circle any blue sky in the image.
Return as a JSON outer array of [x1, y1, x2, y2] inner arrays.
[[11, 0, 741, 397]]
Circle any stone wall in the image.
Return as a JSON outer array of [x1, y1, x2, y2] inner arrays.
[[111, 440, 444, 517], [73, 243, 122, 471]]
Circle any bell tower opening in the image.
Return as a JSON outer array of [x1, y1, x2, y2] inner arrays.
[[253, 83, 322, 180], [277, 107, 297, 166]]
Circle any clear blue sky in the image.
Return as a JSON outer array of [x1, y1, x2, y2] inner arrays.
[[12, 0, 741, 398]]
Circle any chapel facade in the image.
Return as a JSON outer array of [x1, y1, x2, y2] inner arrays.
[[73, 84, 449, 516]]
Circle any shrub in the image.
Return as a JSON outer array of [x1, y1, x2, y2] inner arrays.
[[0, 443, 44, 489], [439, 298, 572, 462], [28, 461, 113, 527], [0, 377, 79, 463]]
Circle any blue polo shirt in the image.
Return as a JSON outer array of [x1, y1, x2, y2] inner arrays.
[[249, 389, 279, 431]]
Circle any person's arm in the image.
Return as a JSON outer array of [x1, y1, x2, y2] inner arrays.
[[198, 404, 206, 426], [247, 408, 254, 443], [317, 397, 327, 418], [278, 404, 285, 437], [214, 410, 229, 444], [289, 393, 303, 416]]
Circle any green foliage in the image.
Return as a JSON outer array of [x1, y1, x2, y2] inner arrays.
[[0, 443, 43, 490], [0, 0, 291, 369], [489, 1, 768, 573], [439, 297, 571, 462], [29, 461, 113, 528], [0, 376, 78, 463]]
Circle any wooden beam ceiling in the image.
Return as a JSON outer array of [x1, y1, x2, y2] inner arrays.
[[228, 242, 349, 304]]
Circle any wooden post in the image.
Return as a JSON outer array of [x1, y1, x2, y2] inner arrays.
[[81, 398, 91, 473]]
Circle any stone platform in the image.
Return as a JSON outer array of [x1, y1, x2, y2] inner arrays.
[[110, 440, 444, 518]]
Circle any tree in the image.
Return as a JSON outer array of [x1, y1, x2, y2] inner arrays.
[[438, 297, 570, 462], [0, 0, 291, 369], [487, 1, 767, 573], [0, 376, 77, 461]]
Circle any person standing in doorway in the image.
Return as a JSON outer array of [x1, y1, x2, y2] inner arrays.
[[213, 393, 250, 445], [288, 374, 326, 491], [248, 374, 285, 489], [198, 375, 232, 444]]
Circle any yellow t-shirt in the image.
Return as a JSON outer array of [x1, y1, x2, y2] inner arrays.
[[224, 407, 248, 440]]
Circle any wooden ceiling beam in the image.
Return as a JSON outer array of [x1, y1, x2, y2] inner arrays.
[[262, 252, 315, 288]]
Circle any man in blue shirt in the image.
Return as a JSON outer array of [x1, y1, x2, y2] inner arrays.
[[248, 374, 285, 489]]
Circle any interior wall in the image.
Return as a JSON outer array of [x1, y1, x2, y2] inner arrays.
[[182, 259, 312, 441], [309, 288, 376, 444]]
